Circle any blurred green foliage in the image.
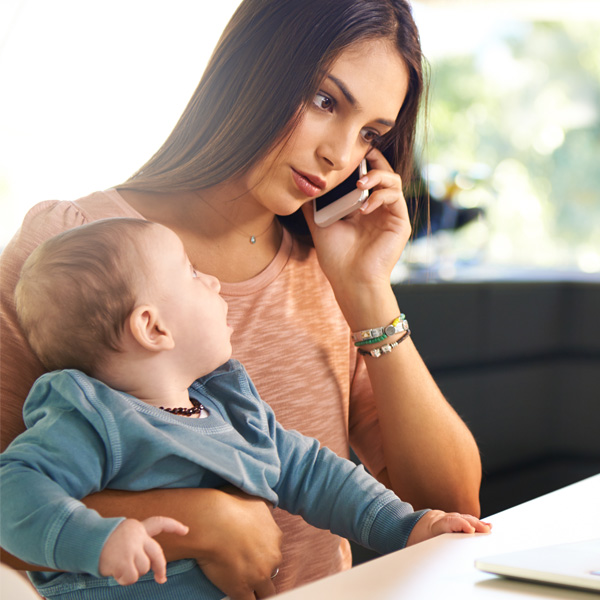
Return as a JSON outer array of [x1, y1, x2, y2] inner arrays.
[[419, 20, 600, 274]]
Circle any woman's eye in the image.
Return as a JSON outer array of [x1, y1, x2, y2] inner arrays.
[[313, 92, 334, 112], [361, 128, 381, 145]]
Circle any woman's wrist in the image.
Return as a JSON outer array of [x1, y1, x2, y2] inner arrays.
[[334, 281, 401, 333]]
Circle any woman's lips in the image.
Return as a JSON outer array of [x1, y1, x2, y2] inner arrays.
[[292, 169, 325, 198]]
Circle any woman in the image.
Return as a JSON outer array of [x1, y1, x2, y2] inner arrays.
[[0, 1, 482, 598]]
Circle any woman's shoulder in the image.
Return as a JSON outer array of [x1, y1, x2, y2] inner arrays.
[[2, 199, 84, 264], [0, 189, 144, 450], [1, 189, 142, 274], [3, 189, 138, 258]]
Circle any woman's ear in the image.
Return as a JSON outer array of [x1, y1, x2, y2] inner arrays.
[[128, 305, 175, 352]]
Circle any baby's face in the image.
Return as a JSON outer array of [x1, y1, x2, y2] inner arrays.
[[144, 224, 233, 374]]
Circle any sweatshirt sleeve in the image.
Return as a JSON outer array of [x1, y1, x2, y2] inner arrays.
[[272, 425, 428, 553], [0, 371, 124, 575]]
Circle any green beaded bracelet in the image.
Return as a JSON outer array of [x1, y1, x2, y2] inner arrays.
[[354, 333, 388, 347], [358, 329, 411, 358]]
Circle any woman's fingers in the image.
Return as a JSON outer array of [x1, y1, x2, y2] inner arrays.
[[355, 150, 409, 221], [254, 577, 278, 598], [357, 166, 402, 199], [194, 488, 283, 600], [365, 146, 394, 171]]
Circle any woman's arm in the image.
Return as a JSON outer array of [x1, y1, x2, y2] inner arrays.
[[352, 290, 482, 515], [1, 488, 282, 599], [303, 148, 482, 515], [0, 550, 38, 571], [85, 488, 282, 598]]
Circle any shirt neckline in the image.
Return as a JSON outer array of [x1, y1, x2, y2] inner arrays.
[[219, 227, 293, 297], [106, 188, 293, 297]]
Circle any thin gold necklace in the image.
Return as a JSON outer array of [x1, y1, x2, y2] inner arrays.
[[195, 192, 277, 244]]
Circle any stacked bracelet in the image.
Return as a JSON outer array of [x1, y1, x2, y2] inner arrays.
[[353, 314, 409, 347], [358, 329, 411, 357], [354, 333, 388, 346]]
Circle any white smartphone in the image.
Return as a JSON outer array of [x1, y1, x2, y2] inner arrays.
[[313, 159, 369, 227]]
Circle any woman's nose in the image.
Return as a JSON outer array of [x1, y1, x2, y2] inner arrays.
[[317, 128, 355, 170]]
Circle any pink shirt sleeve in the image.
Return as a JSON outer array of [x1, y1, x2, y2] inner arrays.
[[1, 190, 144, 450], [1, 201, 89, 449]]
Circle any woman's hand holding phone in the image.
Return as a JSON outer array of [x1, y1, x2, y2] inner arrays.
[[303, 147, 412, 319], [313, 159, 369, 227]]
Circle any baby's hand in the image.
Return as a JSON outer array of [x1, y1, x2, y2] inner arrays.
[[407, 510, 491, 546], [99, 516, 189, 585]]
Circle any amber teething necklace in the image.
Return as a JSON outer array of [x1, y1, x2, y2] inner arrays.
[[159, 397, 208, 417]]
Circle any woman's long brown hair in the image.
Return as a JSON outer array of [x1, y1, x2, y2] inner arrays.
[[117, 0, 427, 236]]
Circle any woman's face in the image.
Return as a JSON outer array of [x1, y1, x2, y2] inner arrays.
[[243, 39, 410, 216]]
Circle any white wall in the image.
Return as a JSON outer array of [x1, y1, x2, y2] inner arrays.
[[0, 0, 242, 246]]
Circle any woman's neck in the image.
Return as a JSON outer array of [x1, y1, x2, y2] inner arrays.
[[118, 187, 283, 282]]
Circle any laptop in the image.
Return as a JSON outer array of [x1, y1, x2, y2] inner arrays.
[[475, 538, 600, 593]]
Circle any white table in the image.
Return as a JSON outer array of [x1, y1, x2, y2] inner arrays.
[[274, 474, 600, 599]]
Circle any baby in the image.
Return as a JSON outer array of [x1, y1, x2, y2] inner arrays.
[[0, 218, 490, 599]]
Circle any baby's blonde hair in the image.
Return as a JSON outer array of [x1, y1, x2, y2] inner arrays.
[[15, 218, 155, 375]]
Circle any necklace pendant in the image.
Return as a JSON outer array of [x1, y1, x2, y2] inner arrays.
[[250, 235, 256, 244]]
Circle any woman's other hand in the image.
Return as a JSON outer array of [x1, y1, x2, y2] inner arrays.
[[195, 487, 282, 599]]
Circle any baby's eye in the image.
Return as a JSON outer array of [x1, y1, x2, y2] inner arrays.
[[190, 264, 199, 278], [312, 92, 334, 112]]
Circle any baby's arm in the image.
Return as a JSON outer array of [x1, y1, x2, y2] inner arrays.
[[407, 510, 491, 546], [1, 372, 131, 573], [272, 420, 490, 553], [98, 517, 188, 585]]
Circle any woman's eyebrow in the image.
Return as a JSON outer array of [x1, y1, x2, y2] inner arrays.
[[327, 74, 395, 128]]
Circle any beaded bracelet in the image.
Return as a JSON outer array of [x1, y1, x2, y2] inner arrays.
[[354, 333, 388, 347], [353, 314, 408, 346], [358, 329, 411, 358]]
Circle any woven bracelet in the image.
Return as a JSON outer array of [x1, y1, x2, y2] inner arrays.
[[358, 329, 411, 358]]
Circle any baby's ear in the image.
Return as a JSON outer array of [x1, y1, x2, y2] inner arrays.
[[128, 305, 175, 352]]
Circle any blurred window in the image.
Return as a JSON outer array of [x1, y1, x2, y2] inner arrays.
[[400, 2, 600, 281]]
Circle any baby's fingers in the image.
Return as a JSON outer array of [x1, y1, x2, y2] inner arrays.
[[140, 516, 189, 584], [112, 562, 144, 586], [471, 517, 492, 533], [448, 514, 492, 534], [142, 515, 189, 538], [143, 537, 168, 584]]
